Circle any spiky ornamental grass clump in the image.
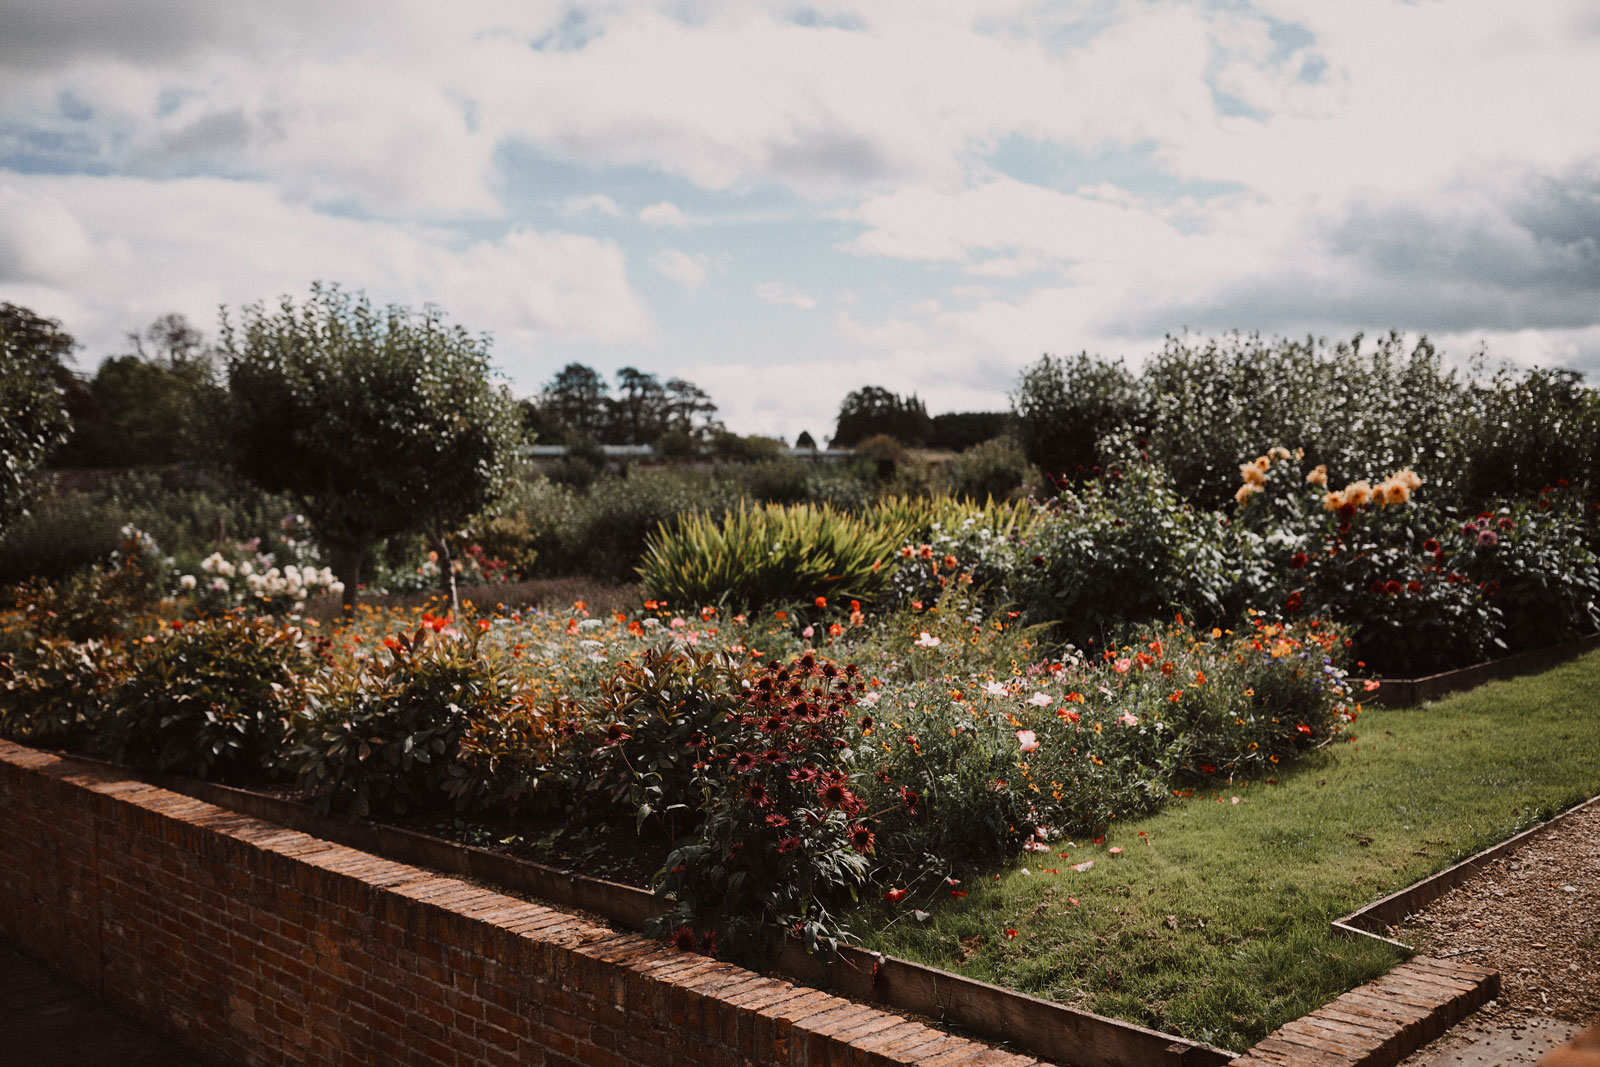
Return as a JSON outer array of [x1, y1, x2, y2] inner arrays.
[[637, 500, 917, 614]]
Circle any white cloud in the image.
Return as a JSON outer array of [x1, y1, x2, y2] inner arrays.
[[650, 248, 708, 288], [753, 281, 817, 309], [0, 173, 651, 376], [3, 0, 1599, 436], [638, 201, 689, 228], [562, 193, 622, 217]]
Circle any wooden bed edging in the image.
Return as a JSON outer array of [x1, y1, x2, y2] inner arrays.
[[1365, 631, 1600, 707], [144, 761, 1233, 1067], [1331, 792, 1600, 947]]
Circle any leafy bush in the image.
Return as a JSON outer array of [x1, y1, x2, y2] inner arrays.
[[641, 650, 885, 959], [0, 637, 122, 748], [1018, 448, 1236, 647], [1229, 446, 1600, 674], [1460, 367, 1600, 503], [288, 617, 556, 816], [8, 526, 171, 643], [940, 435, 1036, 502], [0, 469, 300, 585], [1011, 352, 1142, 484], [572, 644, 749, 837], [639, 501, 914, 613], [100, 612, 317, 779], [1454, 490, 1600, 655], [1140, 332, 1472, 508]]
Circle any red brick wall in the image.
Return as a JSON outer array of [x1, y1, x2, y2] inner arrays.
[[0, 742, 1042, 1067]]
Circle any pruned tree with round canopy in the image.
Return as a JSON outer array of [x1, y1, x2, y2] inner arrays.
[[221, 285, 523, 611], [0, 303, 74, 540]]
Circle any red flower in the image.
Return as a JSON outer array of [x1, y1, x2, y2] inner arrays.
[[814, 596, 828, 608], [700, 930, 718, 956], [671, 926, 697, 950], [1423, 538, 1440, 553], [898, 786, 920, 811], [1290, 552, 1308, 569], [765, 813, 789, 828], [777, 837, 800, 854], [729, 751, 759, 772], [745, 783, 771, 807], [1284, 591, 1303, 615], [1384, 580, 1402, 596], [819, 782, 862, 813], [882, 888, 907, 904], [848, 824, 876, 854], [1406, 581, 1423, 595], [950, 890, 968, 897], [604, 723, 631, 745], [1296, 723, 1312, 736], [1005, 928, 1018, 939]]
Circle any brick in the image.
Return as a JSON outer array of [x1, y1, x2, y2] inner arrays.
[[1252, 1036, 1358, 1066]]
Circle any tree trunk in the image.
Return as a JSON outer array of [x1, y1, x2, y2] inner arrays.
[[430, 526, 461, 616], [328, 541, 367, 612]]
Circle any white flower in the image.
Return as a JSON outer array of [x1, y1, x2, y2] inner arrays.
[[239, 562, 254, 577], [179, 574, 197, 591], [1028, 692, 1052, 707], [327, 581, 345, 598], [200, 554, 218, 574], [983, 681, 1009, 698], [862, 691, 881, 706], [915, 632, 941, 648]]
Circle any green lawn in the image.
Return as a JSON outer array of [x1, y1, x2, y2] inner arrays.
[[858, 650, 1600, 1052]]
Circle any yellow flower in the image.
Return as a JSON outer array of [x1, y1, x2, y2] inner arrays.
[[1343, 480, 1374, 508], [1321, 489, 1345, 512], [1306, 464, 1328, 487], [1393, 468, 1422, 492], [1240, 461, 1268, 486], [1234, 482, 1263, 506], [1268, 445, 1293, 461]]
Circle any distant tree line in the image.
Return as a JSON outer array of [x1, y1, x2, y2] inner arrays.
[[524, 363, 723, 449], [829, 384, 1010, 451]]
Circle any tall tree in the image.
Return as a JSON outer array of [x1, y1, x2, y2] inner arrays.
[[54, 313, 224, 468], [222, 285, 523, 610], [830, 386, 932, 448], [610, 366, 666, 444], [662, 376, 721, 440], [0, 304, 74, 538], [539, 363, 611, 441]]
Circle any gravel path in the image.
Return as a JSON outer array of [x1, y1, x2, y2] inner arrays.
[[1395, 801, 1600, 1065]]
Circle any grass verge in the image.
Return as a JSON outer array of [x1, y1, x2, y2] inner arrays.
[[858, 649, 1600, 1052]]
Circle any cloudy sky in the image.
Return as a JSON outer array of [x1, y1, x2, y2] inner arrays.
[[3, 1, 1598, 442]]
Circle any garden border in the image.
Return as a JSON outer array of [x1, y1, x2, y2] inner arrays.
[[1366, 632, 1600, 707], [123, 756, 1234, 1067], [1330, 791, 1600, 949]]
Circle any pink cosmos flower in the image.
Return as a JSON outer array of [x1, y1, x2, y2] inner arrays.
[[1017, 730, 1039, 752]]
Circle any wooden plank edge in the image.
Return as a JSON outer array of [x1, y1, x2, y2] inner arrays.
[[1365, 631, 1600, 707], [1333, 791, 1600, 941]]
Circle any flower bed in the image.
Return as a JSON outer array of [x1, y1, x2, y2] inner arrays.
[[1, 536, 1360, 968]]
